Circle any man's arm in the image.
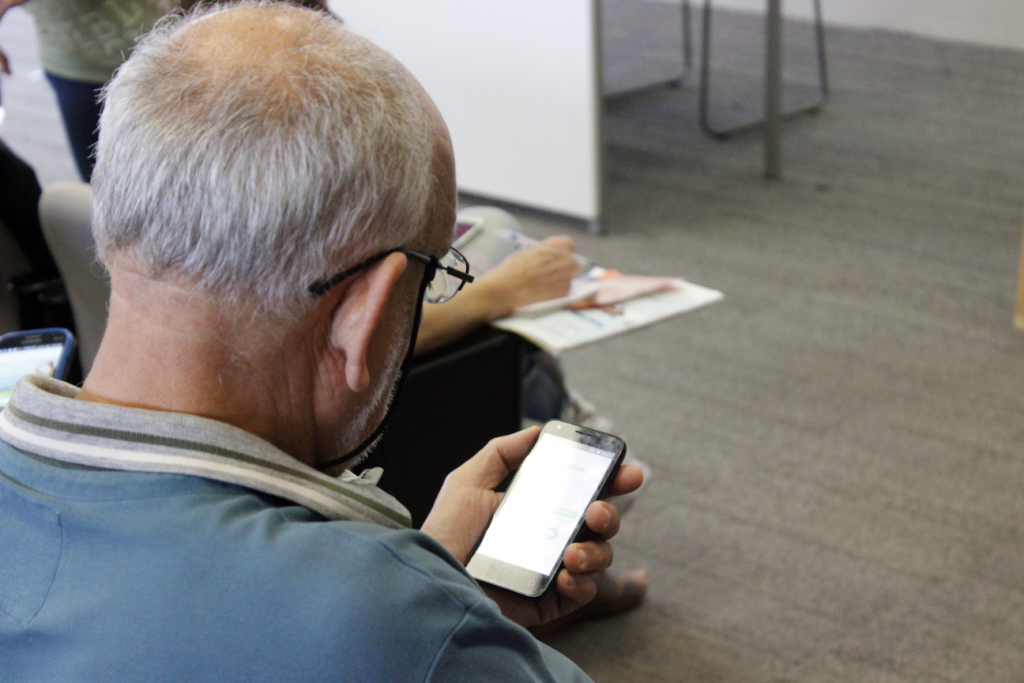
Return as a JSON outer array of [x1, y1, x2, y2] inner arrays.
[[415, 236, 579, 355]]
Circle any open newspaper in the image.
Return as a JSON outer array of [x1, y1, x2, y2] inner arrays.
[[454, 222, 723, 354]]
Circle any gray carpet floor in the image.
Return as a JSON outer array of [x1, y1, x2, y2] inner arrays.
[[4, 2, 1024, 681]]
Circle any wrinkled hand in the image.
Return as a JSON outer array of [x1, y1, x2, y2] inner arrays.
[[421, 427, 644, 628], [478, 236, 579, 316]]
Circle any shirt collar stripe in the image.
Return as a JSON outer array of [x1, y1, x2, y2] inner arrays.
[[0, 409, 407, 527], [0, 376, 411, 528], [4, 402, 409, 527]]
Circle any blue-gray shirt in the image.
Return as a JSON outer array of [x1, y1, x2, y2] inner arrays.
[[0, 376, 591, 682]]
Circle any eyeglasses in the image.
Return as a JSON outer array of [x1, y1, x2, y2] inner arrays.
[[308, 246, 474, 302]]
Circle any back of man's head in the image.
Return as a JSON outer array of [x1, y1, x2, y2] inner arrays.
[[92, 1, 437, 317]]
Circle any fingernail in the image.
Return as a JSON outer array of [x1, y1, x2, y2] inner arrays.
[[576, 548, 587, 566]]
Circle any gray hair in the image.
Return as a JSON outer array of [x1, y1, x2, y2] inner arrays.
[[91, 1, 437, 317]]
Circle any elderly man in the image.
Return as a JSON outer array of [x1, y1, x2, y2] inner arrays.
[[0, 3, 641, 681]]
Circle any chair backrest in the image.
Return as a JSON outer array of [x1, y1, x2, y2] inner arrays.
[[0, 217, 32, 335], [38, 183, 109, 375], [360, 328, 523, 528]]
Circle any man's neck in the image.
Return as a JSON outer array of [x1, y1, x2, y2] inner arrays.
[[79, 266, 327, 467]]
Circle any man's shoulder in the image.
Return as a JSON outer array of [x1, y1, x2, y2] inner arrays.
[[245, 507, 487, 615]]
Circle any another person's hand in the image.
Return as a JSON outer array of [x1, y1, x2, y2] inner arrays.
[[478, 236, 579, 317], [415, 235, 580, 355], [421, 427, 644, 628]]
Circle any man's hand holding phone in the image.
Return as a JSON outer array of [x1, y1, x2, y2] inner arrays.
[[421, 426, 644, 628]]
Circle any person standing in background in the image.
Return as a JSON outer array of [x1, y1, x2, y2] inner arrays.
[[0, 0, 167, 182], [0, 1, 333, 182]]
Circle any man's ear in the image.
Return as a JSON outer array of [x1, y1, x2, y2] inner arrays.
[[328, 253, 409, 392]]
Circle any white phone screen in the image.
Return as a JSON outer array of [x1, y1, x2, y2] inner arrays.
[[475, 433, 617, 576], [0, 343, 64, 408]]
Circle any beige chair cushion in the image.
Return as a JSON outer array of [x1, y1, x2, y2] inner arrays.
[[38, 183, 109, 374]]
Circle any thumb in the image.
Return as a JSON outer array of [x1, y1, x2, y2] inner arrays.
[[457, 427, 540, 490]]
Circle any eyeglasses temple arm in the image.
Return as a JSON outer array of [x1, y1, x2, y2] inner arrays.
[[445, 266, 474, 284], [407, 249, 475, 284], [307, 251, 393, 297]]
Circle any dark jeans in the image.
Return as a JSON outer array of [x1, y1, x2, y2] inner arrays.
[[45, 72, 105, 183], [0, 139, 57, 276], [521, 349, 568, 422]]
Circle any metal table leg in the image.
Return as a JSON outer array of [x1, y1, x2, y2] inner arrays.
[[699, 0, 829, 146], [765, 0, 782, 179], [603, 0, 695, 102]]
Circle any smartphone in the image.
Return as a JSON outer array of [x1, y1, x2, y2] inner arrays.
[[0, 328, 77, 408], [467, 420, 627, 597]]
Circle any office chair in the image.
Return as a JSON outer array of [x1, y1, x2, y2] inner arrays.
[[697, 0, 829, 138], [359, 327, 523, 528], [38, 182, 109, 375]]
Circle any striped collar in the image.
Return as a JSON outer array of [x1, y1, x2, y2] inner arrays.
[[0, 374, 411, 529]]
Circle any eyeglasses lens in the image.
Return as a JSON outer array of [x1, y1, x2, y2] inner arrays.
[[424, 248, 469, 304]]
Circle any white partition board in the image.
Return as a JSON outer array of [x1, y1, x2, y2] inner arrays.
[[331, 1, 602, 222]]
